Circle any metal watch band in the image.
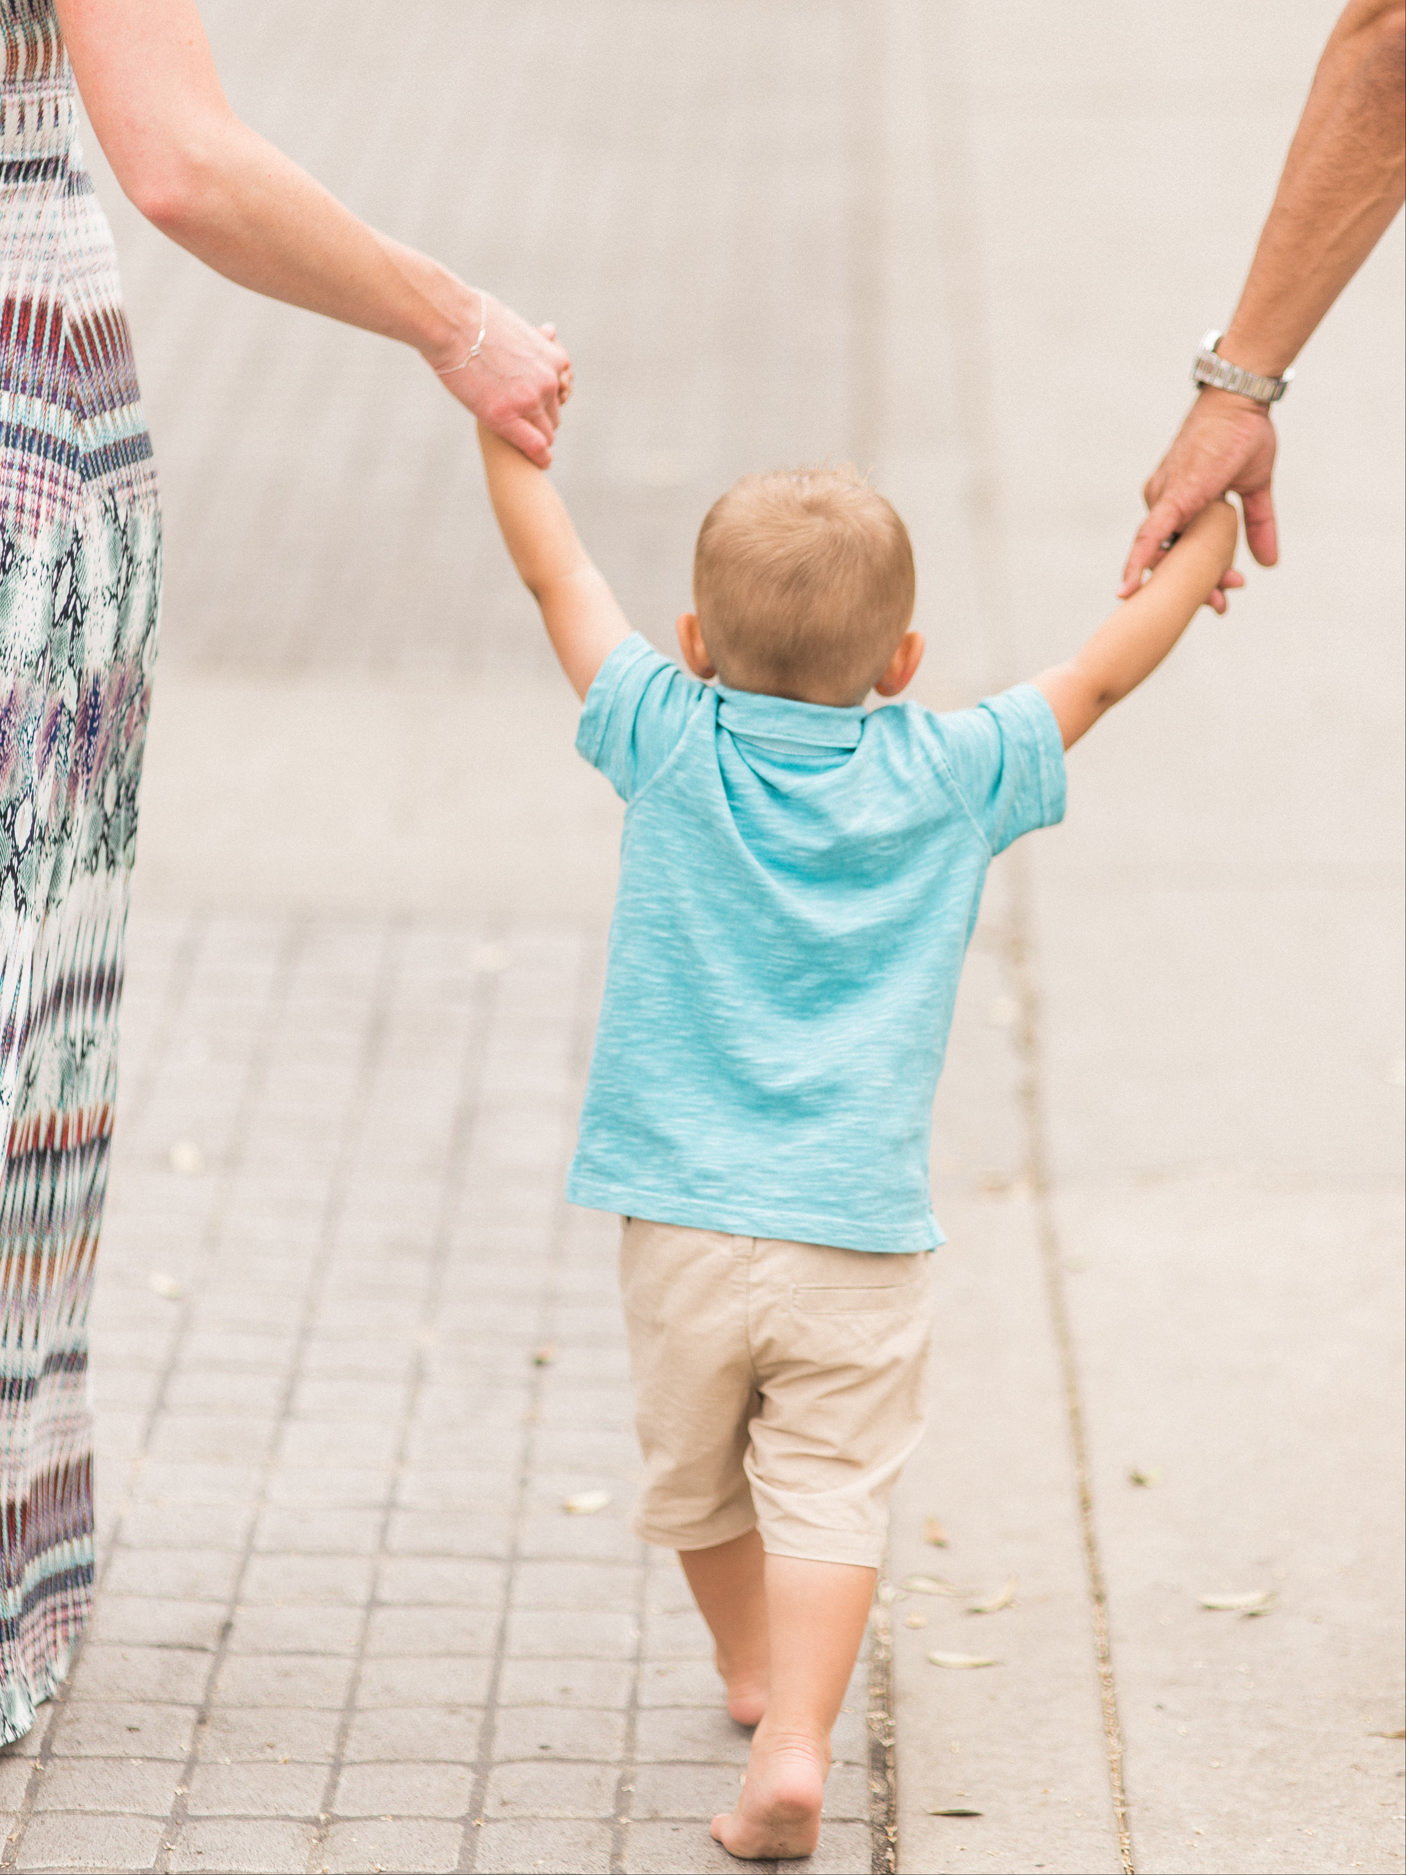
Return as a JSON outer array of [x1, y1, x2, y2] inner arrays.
[[1192, 330, 1292, 404]]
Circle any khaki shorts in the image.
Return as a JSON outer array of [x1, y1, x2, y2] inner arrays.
[[619, 1217, 935, 1569]]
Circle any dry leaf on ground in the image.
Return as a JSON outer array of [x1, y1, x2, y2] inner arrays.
[[926, 1805, 984, 1817], [1199, 1590, 1277, 1617], [967, 1576, 1017, 1615], [904, 1574, 962, 1597], [1127, 1466, 1162, 1487], [562, 1490, 611, 1515], [927, 1650, 1000, 1669], [922, 1516, 949, 1547]]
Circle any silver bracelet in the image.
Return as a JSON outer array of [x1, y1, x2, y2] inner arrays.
[[435, 293, 488, 375]]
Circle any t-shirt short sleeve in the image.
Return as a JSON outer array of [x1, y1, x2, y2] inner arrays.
[[933, 682, 1067, 855], [576, 633, 707, 802]]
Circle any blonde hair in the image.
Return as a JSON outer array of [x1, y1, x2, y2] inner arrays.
[[692, 466, 916, 702]]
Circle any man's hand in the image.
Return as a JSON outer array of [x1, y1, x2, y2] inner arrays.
[[1119, 0, 1404, 607], [1119, 388, 1271, 607]]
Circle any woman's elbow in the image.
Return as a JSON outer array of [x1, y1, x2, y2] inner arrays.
[[123, 169, 189, 233], [118, 122, 229, 238]]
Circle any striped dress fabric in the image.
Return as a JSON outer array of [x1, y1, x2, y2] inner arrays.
[[0, 0, 160, 1743]]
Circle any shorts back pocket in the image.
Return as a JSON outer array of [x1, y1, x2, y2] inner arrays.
[[792, 1279, 920, 1314]]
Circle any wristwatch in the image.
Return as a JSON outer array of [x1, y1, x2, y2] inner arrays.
[[1192, 330, 1292, 404]]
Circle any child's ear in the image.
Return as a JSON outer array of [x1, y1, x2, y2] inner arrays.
[[676, 612, 717, 681], [874, 629, 925, 698]]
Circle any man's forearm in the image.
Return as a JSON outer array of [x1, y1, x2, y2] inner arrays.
[[1222, 0, 1405, 376]]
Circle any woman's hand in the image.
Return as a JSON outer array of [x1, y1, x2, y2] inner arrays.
[[430, 299, 572, 468]]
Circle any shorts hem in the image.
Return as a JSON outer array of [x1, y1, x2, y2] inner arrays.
[[759, 1535, 887, 1570], [633, 1509, 759, 1552]]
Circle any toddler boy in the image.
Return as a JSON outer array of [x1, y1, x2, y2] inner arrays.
[[478, 424, 1236, 1861]]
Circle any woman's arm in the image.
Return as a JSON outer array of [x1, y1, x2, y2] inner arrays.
[[56, 0, 570, 465]]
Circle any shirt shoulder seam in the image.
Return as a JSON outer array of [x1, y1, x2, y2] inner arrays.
[[576, 635, 654, 767], [916, 714, 995, 860], [622, 677, 715, 809]]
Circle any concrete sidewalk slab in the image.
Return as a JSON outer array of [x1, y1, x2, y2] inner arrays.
[[877, 3, 1402, 1872]]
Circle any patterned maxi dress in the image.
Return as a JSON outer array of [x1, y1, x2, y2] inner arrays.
[[0, 0, 160, 1742]]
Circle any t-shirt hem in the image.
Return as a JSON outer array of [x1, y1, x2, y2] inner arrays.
[[565, 1174, 944, 1255]]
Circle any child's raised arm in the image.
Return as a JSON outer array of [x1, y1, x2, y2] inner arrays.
[[477, 423, 630, 699], [1035, 501, 1239, 749]]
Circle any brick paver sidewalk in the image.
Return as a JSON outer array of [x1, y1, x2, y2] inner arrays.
[[0, 917, 872, 1874]]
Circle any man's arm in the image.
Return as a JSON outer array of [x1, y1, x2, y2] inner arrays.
[[477, 425, 631, 699], [1042, 502, 1238, 750], [1120, 0, 1405, 599]]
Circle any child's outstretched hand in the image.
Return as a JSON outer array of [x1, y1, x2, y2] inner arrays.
[[1035, 500, 1239, 749]]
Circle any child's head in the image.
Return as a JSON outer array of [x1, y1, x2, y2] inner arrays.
[[682, 466, 920, 706]]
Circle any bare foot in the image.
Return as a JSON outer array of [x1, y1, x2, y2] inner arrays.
[[710, 1724, 827, 1860], [716, 1649, 767, 1727]]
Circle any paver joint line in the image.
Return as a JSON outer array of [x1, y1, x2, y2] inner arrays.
[[1010, 863, 1136, 1875], [864, 1607, 897, 1875], [919, 27, 1139, 1855]]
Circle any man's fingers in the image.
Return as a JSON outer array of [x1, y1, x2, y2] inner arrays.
[[1119, 500, 1185, 596], [1239, 486, 1279, 568], [1202, 557, 1247, 617]]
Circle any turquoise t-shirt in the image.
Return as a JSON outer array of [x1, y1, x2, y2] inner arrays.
[[567, 634, 1066, 1253]]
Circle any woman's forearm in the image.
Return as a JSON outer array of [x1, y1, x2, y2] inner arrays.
[[139, 115, 472, 367], [58, 0, 464, 361], [56, 0, 570, 463]]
